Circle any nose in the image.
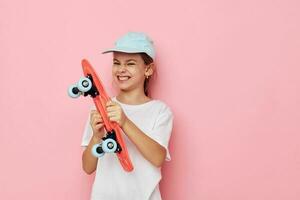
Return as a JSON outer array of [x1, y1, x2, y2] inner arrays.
[[117, 64, 126, 72]]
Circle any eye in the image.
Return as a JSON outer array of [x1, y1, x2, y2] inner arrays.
[[113, 62, 120, 65], [127, 62, 136, 66]]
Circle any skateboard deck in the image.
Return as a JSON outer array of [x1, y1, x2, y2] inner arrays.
[[69, 59, 134, 172]]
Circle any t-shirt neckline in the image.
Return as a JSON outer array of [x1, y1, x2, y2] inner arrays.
[[113, 97, 157, 109]]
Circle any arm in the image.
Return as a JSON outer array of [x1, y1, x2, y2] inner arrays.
[[106, 101, 167, 168], [82, 136, 101, 174], [82, 110, 105, 174], [122, 118, 166, 167]]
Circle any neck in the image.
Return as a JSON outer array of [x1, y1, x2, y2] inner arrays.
[[116, 88, 151, 105]]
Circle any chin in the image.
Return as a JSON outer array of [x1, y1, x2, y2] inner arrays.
[[116, 83, 131, 91]]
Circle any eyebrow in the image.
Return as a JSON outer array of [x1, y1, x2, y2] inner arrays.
[[113, 58, 137, 62]]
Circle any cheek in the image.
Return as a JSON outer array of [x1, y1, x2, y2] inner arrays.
[[130, 70, 144, 80], [111, 69, 118, 83], [133, 73, 146, 84], [131, 66, 145, 76], [112, 68, 117, 76]]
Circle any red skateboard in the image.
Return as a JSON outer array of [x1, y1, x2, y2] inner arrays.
[[68, 59, 134, 172]]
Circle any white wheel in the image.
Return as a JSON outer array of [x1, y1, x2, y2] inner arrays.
[[77, 77, 92, 92], [92, 143, 105, 157], [102, 138, 117, 153], [68, 84, 81, 98]]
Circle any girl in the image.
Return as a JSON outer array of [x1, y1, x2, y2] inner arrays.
[[81, 32, 173, 200]]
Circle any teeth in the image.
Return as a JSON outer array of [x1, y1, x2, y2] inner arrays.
[[118, 76, 130, 81]]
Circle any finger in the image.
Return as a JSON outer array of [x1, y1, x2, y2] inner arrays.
[[95, 116, 103, 124], [92, 119, 101, 126], [90, 115, 100, 125], [91, 111, 101, 116], [93, 113, 102, 119], [90, 115, 97, 124], [91, 118, 97, 126], [93, 116, 103, 125], [95, 123, 104, 129], [90, 110, 99, 115], [109, 116, 120, 124], [91, 112, 102, 121], [107, 111, 118, 118], [106, 100, 117, 107], [90, 110, 97, 121], [106, 105, 118, 112]]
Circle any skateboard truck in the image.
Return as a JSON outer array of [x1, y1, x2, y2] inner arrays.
[[82, 75, 99, 98], [104, 130, 122, 153], [94, 130, 123, 154], [69, 75, 99, 98]]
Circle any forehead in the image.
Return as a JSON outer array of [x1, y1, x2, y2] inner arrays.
[[113, 52, 142, 61]]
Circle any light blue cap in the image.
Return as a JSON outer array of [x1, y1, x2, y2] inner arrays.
[[102, 32, 155, 60]]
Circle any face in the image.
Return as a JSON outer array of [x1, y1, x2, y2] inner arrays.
[[112, 52, 153, 93]]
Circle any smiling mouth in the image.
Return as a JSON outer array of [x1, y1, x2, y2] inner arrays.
[[117, 76, 131, 81]]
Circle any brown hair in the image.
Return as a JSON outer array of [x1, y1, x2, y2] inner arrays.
[[140, 53, 154, 97]]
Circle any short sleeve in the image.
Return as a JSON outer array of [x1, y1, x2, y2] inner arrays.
[[81, 106, 94, 147], [148, 105, 173, 161]]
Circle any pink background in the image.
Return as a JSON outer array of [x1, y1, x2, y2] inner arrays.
[[1, 0, 299, 199]]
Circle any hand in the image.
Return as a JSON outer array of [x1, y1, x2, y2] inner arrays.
[[90, 110, 105, 141], [106, 100, 128, 127]]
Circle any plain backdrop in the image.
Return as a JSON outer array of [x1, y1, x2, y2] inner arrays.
[[0, 0, 299, 199]]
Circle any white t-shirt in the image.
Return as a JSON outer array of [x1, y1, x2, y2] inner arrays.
[[81, 97, 173, 200]]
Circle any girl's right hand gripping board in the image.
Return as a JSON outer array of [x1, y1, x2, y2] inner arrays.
[[68, 59, 134, 172]]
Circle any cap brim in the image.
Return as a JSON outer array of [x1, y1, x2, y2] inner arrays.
[[102, 47, 144, 54]]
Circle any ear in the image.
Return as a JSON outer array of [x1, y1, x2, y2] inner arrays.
[[145, 63, 154, 77]]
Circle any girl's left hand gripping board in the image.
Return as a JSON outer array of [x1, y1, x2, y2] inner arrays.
[[68, 59, 134, 172]]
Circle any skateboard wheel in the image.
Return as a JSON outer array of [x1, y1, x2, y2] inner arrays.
[[92, 143, 105, 157], [102, 138, 117, 153], [77, 77, 92, 92], [68, 84, 81, 98]]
